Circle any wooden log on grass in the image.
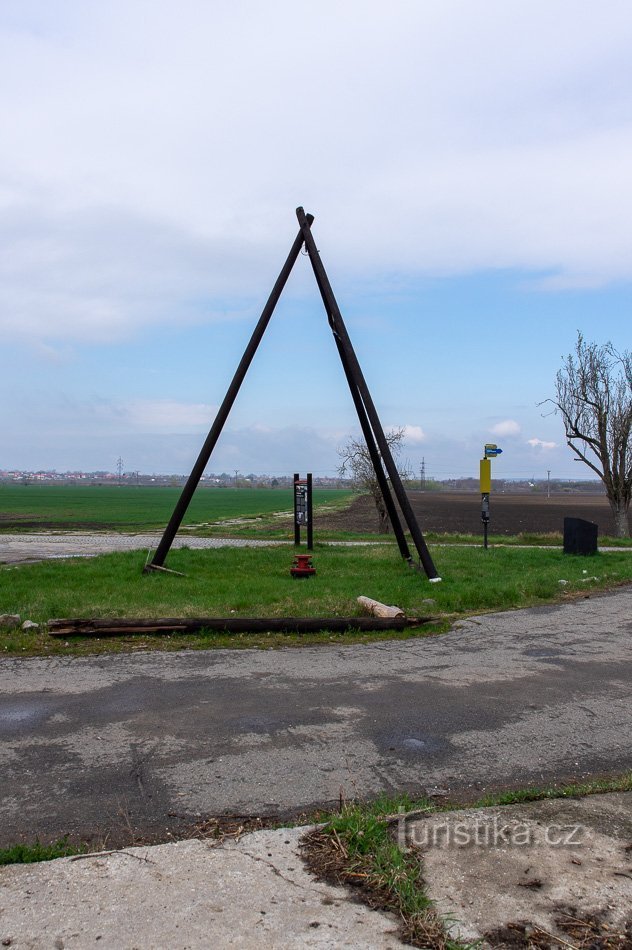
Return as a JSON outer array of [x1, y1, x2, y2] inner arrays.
[[356, 596, 405, 619], [47, 616, 433, 638]]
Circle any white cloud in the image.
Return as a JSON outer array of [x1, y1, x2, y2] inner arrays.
[[11, 395, 219, 436], [527, 438, 558, 450], [491, 420, 521, 437], [0, 203, 261, 344], [401, 425, 426, 444], [2, 1, 632, 343]]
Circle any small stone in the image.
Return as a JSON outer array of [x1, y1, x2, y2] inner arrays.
[[21, 620, 40, 631], [421, 598, 436, 605], [558, 579, 569, 586], [0, 614, 20, 629]]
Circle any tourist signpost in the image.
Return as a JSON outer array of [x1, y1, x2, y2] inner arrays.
[[480, 444, 503, 548], [293, 472, 313, 549]]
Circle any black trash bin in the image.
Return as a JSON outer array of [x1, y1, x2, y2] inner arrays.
[[563, 517, 598, 555]]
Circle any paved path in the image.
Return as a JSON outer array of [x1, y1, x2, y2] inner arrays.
[[0, 531, 289, 564], [1, 587, 631, 846]]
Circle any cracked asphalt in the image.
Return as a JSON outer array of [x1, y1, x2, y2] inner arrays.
[[1, 587, 631, 846]]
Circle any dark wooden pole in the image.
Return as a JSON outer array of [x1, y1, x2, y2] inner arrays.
[[293, 473, 300, 546], [147, 218, 313, 570], [296, 207, 439, 580], [307, 472, 313, 550], [332, 334, 413, 562], [308, 277, 413, 562], [48, 615, 430, 637]]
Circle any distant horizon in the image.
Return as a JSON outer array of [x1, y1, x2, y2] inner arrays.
[[0, 467, 605, 487]]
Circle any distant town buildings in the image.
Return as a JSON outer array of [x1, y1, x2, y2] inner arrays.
[[0, 469, 604, 493]]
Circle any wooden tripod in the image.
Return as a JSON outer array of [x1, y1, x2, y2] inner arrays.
[[146, 209, 439, 580]]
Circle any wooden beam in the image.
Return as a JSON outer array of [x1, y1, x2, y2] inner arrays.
[[48, 615, 433, 638]]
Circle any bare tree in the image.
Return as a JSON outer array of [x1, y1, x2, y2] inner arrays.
[[544, 333, 631, 538], [337, 427, 410, 533]]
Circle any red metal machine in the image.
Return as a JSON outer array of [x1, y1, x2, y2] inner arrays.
[[290, 553, 316, 578]]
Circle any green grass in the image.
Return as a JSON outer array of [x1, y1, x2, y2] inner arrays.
[[305, 772, 632, 949], [0, 484, 352, 532], [1, 543, 631, 656], [303, 806, 445, 947], [427, 530, 632, 547], [473, 771, 632, 807], [0, 838, 85, 865]]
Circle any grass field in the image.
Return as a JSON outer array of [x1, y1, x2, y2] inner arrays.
[[0, 485, 352, 531], [2, 484, 630, 659], [2, 544, 631, 656]]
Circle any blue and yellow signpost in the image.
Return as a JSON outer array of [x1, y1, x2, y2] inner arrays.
[[480, 444, 503, 548]]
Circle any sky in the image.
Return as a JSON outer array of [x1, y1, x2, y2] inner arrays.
[[1, 0, 631, 480]]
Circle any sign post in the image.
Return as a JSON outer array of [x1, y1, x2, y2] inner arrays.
[[293, 473, 313, 550], [480, 445, 503, 548]]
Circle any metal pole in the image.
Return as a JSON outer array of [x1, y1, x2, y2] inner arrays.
[[481, 492, 491, 548], [307, 473, 313, 550], [147, 218, 314, 570], [480, 458, 491, 550], [296, 207, 439, 580], [293, 473, 301, 546]]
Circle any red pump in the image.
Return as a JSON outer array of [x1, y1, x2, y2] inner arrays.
[[290, 554, 316, 578]]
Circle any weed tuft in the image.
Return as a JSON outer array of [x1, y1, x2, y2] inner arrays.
[[0, 838, 85, 865]]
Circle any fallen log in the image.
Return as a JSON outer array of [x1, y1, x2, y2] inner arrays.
[[48, 616, 434, 638], [356, 596, 405, 619]]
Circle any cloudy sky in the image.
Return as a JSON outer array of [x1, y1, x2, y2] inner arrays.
[[1, 0, 630, 479]]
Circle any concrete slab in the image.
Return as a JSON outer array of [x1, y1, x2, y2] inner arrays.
[[0, 827, 405, 949], [406, 792, 632, 944]]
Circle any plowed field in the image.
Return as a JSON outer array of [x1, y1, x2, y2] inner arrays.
[[318, 491, 622, 537]]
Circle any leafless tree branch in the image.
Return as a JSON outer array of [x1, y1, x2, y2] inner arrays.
[[541, 333, 631, 537], [337, 427, 407, 534]]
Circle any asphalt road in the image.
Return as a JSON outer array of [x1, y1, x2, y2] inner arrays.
[[1, 587, 631, 847]]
